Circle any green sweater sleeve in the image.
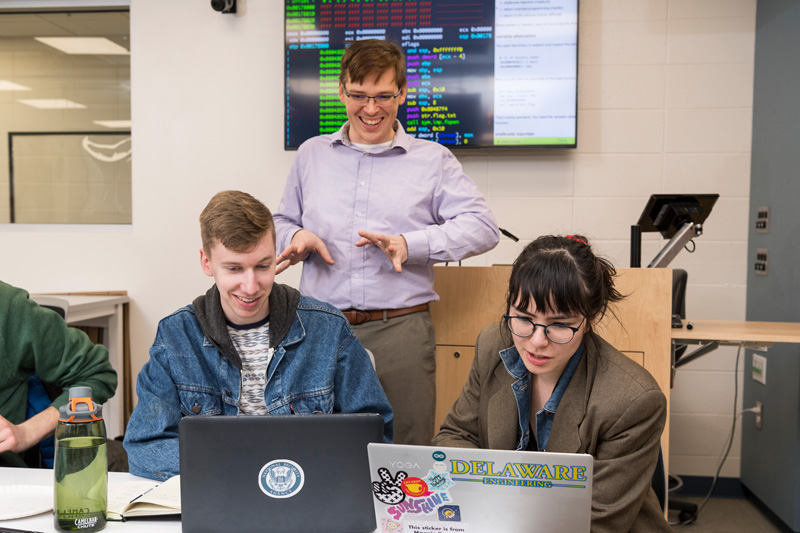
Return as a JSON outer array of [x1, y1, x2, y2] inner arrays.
[[0, 281, 118, 425]]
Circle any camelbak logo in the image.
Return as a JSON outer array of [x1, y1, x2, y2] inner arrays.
[[259, 459, 305, 499]]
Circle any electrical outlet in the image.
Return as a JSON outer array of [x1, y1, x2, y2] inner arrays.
[[756, 206, 770, 233], [755, 248, 769, 276], [755, 401, 763, 430], [752, 353, 767, 384]]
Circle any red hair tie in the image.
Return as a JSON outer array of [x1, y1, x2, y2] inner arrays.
[[566, 235, 588, 245]]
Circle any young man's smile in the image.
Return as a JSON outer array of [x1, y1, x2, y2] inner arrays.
[[200, 234, 276, 325]]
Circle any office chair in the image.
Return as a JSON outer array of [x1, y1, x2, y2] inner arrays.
[[667, 268, 699, 522], [672, 269, 688, 362], [652, 443, 667, 513], [24, 298, 130, 471], [31, 297, 69, 320], [364, 348, 376, 370]]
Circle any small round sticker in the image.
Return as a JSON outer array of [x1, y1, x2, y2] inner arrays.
[[258, 459, 305, 499], [401, 477, 429, 497]]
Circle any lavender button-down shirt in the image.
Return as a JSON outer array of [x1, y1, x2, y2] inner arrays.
[[274, 121, 499, 311]]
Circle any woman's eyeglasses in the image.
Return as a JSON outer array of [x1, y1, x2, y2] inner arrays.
[[503, 315, 586, 344]]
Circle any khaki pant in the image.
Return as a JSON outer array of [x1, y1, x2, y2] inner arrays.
[[353, 310, 436, 446]]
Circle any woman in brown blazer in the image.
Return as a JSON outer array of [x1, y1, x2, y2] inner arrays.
[[434, 235, 672, 533]]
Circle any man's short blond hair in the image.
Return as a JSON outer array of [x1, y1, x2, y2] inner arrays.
[[199, 190, 274, 255]]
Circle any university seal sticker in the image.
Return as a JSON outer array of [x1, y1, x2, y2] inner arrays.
[[258, 459, 305, 498]]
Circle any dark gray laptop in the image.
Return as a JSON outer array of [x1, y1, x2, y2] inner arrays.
[[179, 413, 384, 533]]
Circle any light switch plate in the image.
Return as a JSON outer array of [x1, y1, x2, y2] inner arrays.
[[752, 353, 767, 385], [755, 248, 768, 276], [756, 206, 769, 233]]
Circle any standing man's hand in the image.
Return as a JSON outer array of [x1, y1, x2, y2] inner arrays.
[[276, 229, 335, 275], [355, 230, 408, 273]]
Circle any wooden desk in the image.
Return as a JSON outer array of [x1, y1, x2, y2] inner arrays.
[[672, 319, 800, 345], [31, 293, 130, 439], [671, 319, 800, 372]]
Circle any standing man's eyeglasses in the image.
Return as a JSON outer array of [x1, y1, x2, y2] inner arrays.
[[343, 87, 403, 106]]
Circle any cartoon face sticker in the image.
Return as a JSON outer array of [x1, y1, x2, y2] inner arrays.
[[438, 505, 461, 521], [381, 518, 403, 532]]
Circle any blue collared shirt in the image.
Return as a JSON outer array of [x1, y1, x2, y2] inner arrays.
[[533, 344, 584, 451], [273, 120, 499, 310], [500, 342, 585, 451]]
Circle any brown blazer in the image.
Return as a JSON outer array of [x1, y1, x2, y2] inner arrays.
[[434, 322, 671, 533]]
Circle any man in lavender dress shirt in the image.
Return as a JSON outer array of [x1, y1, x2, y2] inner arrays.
[[274, 39, 499, 445]]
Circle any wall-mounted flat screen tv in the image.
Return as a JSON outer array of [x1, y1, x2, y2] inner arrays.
[[284, 0, 579, 150]]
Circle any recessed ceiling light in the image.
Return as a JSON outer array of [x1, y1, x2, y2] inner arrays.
[[34, 37, 130, 55], [93, 120, 131, 129], [18, 99, 87, 109], [0, 80, 31, 91]]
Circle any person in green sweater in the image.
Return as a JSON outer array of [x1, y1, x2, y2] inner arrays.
[[0, 280, 117, 468]]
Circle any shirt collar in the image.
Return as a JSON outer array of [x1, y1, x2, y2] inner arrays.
[[543, 343, 584, 413], [499, 341, 585, 409], [332, 120, 409, 153]]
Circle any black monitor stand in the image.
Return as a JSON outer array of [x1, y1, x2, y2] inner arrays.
[[636, 194, 719, 268]]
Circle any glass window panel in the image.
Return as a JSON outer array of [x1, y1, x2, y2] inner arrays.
[[11, 132, 131, 224], [0, 10, 131, 224]]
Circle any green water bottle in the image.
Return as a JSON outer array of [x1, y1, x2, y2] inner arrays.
[[54, 386, 108, 532]]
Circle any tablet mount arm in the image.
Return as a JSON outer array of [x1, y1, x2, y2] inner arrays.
[[647, 221, 703, 268]]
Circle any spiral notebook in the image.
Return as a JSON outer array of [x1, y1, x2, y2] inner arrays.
[[179, 414, 384, 533], [367, 443, 593, 533]]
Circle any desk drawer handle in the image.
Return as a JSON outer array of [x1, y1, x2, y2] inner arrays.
[[453, 351, 461, 359]]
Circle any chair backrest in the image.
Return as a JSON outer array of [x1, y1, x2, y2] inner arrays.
[[651, 441, 667, 513], [672, 269, 688, 319], [31, 295, 70, 320], [24, 375, 57, 467], [672, 269, 688, 361], [364, 348, 376, 370]]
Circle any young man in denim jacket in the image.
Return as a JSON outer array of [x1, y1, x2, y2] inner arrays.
[[124, 190, 393, 480]]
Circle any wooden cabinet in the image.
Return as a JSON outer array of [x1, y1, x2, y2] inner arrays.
[[430, 266, 672, 471], [434, 345, 475, 429]]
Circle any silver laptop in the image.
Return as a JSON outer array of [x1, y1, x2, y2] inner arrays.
[[179, 413, 384, 533], [368, 443, 593, 533]]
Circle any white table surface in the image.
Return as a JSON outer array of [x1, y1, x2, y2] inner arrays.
[[0, 467, 180, 533]]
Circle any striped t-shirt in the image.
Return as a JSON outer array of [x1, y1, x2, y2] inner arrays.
[[227, 315, 274, 416]]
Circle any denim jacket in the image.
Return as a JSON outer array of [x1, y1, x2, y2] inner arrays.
[[124, 283, 393, 480]]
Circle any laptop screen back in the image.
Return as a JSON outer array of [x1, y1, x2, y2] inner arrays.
[[179, 414, 384, 533], [368, 443, 593, 533]]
